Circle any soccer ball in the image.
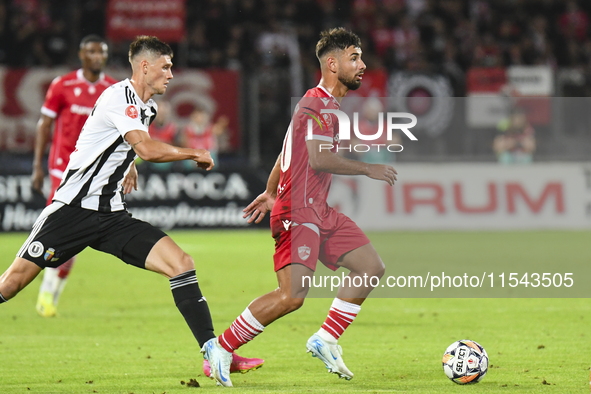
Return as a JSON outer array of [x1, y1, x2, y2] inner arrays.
[[442, 339, 488, 384]]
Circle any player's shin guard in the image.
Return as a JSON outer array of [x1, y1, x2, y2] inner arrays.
[[219, 307, 265, 352], [170, 269, 215, 348], [319, 298, 361, 341], [0, 291, 7, 304]]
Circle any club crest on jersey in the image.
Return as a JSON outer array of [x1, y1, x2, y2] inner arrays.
[[298, 245, 311, 261], [28, 241, 44, 258], [322, 113, 332, 126], [126, 105, 138, 119], [74, 87, 82, 97], [44, 248, 55, 261]]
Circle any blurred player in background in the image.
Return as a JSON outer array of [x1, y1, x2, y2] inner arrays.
[[208, 28, 397, 386], [31, 34, 117, 317]]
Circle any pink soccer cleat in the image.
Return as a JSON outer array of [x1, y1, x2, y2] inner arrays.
[[203, 352, 264, 377]]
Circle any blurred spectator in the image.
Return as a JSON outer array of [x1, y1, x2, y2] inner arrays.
[[180, 107, 229, 166], [346, 97, 400, 164], [147, 100, 178, 171], [493, 108, 536, 165], [149, 100, 177, 145]]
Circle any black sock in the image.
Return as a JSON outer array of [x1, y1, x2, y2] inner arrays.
[[0, 291, 7, 304], [170, 269, 215, 348]]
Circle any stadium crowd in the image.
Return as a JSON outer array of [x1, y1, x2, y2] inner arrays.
[[1, 0, 590, 164], [2, 0, 591, 77]]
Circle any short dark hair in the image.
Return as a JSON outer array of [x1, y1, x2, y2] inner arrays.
[[80, 34, 106, 49], [128, 36, 173, 62], [315, 28, 361, 61]]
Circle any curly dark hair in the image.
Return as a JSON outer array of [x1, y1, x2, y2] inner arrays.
[[315, 28, 362, 61]]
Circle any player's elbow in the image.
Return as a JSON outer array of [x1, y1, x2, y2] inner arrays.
[[308, 154, 327, 172]]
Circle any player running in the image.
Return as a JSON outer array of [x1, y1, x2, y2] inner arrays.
[[0, 36, 258, 387], [206, 28, 397, 387], [32, 35, 117, 318]]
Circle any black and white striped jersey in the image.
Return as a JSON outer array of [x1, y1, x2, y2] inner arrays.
[[52, 79, 157, 212]]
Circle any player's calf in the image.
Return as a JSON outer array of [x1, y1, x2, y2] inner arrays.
[[0, 258, 42, 300]]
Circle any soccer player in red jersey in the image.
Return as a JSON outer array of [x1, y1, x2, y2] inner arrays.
[[31, 35, 117, 318], [209, 28, 397, 386]]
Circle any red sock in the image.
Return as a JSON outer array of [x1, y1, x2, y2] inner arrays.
[[219, 307, 264, 352], [57, 256, 76, 279], [320, 298, 361, 340]]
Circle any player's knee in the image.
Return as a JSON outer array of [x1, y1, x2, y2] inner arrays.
[[171, 252, 195, 276], [279, 292, 305, 313], [371, 259, 386, 279]]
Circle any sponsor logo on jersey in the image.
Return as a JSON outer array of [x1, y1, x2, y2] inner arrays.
[[28, 241, 44, 258], [298, 245, 311, 261], [70, 104, 93, 115], [44, 248, 55, 261], [282, 220, 291, 231], [126, 105, 138, 119]]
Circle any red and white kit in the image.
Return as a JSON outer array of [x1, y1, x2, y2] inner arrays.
[[271, 85, 369, 272], [41, 69, 117, 203]]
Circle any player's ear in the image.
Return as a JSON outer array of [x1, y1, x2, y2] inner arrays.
[[326, 54, 338, 74], [141, 59, 149, 74]]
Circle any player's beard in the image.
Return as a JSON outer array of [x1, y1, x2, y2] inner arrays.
[[339, 73, 362, 91]]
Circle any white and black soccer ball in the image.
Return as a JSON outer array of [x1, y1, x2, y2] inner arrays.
[[442, 339, 489, 384]]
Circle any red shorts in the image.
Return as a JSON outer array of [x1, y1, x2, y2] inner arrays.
[[270, 207, 370, 272]]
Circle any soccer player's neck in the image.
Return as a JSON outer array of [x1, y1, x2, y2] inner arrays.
[[82, 69, 101, 84], [129, 78, 152, 103], [317, 78, 347, 103]]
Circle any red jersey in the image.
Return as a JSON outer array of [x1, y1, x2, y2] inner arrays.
[[41, 69, 117, 178], [272, 85, 340, 219], [149, 122, 177, 144], [183, 123, 217, 151]]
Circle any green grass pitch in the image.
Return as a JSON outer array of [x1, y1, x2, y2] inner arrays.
[[0, 229, 589, 393]]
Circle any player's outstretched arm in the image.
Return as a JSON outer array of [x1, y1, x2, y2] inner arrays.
[[125, 129, 214, 170], [32, 115, 55, 193], [306, 139, 397, 185], [243, 155, 280, 224]]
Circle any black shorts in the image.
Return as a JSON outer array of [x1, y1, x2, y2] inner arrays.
[[17, 203, 166, 269]]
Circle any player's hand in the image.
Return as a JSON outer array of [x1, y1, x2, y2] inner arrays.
[[243, 191, 276, 224], [32, 166, 45, 193], [366, 164, 397, 186], [122, 164, 138, 194], [193, 149, 214, 171]]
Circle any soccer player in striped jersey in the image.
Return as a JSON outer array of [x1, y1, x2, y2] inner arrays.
[[214, 28, 397, 384], [0, 36, 258, 387], [32, 35, 117, 318]]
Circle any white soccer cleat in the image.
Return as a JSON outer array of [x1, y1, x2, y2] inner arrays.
[[201, 338, 233, 387], [306, 333, 354, 380]]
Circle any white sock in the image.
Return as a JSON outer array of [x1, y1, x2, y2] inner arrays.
[[317, 327, 337, 343], [39, 268, 59, 294]]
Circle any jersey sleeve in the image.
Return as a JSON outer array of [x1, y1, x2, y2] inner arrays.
[[104, 99, 149, 137], [40, 77, 64, 118]]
